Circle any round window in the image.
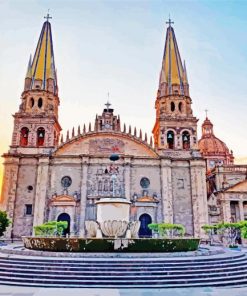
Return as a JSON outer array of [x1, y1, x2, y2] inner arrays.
[[61, 176, 72, 188], [140, 177, 150, 189]]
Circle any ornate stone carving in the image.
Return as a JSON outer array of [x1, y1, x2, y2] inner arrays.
[[85, 220, 99, 237], [89, 138, 124, 155], [129, 221, 140, 238], [100, 220, 128, 238]]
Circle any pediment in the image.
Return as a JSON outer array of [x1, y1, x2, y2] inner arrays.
[[50, 195, 76, 206], [54, 132, 159, 158], [225, 180, 247, 193], [137, 196, 159, 203]]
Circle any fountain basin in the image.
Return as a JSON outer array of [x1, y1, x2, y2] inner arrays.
[[95, 198, 131, 223]]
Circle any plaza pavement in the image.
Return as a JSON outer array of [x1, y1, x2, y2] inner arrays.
[[1, 285, 247, 296]]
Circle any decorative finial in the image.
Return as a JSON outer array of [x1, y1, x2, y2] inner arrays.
[[205, 109, 208, 119], [44, 9, 52, 22], [166, 14, 174, 27], [105, 93, 111, 112]]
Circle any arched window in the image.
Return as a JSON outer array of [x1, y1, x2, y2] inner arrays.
[[37, 127, 45, 146], [38, 98, 43, 108], [171, 102, 175, 112], [110, 180, 113, 192], [104, 179, 108, 191], [98, 181, 102, 192], [182, 131, 190, 149], [20, 127, 29, 146], [29, 98, 34, 108], [167, 131, 175, 149], [54, 131, 57, 145], [179, 102, 183, 112]]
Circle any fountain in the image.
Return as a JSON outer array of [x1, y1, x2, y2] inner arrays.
[[22, 153, 200, 252], [85, 153, 139, 239]]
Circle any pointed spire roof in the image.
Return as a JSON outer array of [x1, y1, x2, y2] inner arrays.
[[183, 60, 188, 84], [159, 19, 187, 96], [29, 15, 57, 93], [25, 54, 32, 79]]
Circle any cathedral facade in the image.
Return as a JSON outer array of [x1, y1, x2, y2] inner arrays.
[[0, 18, 208, 239]]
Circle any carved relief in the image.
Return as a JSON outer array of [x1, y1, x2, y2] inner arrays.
[[89, 138, 125, 155], [87, 166, 125, 198]]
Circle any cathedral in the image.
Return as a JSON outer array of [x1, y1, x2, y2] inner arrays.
[[1, 16, 221, 239]]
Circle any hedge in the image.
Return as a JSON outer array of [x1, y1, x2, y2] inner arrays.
[[22, 237, 200, 252]]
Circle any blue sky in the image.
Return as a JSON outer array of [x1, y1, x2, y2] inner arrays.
[[0, 0, 247, 176]]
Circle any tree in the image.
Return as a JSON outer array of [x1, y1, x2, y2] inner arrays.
[[0, 211, 11, 237]]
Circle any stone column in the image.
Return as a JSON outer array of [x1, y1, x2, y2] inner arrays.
[[239, 200, 244, 221], [79, 156, 89, 237], [160, 159, 173, 223], [222, 199, 231, 222], [0, 157, 20, 238], [33, 157, 50, 228], [190, 160, 208, 238], [124, 157, 131, 200]]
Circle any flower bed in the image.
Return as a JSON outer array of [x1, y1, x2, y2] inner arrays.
[[22, 237, 200, 252]]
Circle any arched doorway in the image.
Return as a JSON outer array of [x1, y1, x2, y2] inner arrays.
[[138, 213, 152, 237], [57, 213, 71, 236]]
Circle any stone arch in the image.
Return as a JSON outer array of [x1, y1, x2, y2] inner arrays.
[[182, 130, 191, 149], [38, 98, 43, 108], [138, 213, 152, 237], [178, 102, 183, 112], [20, 127, 29, 146], [57, 213, 71, 236], [171, 101, 175, 112], [167, 130, 175, 149], [29, 97, 35, 108], [37, 127, 45, 146]]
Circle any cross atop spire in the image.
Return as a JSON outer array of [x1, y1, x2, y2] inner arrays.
[[44, 10, 52, 22], [105, 101, 111, 111], [166, 15, 174, 27]]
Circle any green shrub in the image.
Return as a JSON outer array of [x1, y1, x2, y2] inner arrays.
[[34, 221, 68, 237], [0, 211, 11, 237], [148, 223, 185, 238], [23, 237, 200, 252], [202, 222, 243, 246]]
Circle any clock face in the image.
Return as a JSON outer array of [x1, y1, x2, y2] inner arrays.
[[104, 123, 111, 129]]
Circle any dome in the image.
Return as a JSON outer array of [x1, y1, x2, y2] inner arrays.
[[198, 136, 230, 156], [198, 117, 234, 164]]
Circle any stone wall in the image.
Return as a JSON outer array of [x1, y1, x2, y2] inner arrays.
[[171, 161, 193, 235]]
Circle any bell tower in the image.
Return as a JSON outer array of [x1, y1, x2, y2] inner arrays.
[[94, 102, 121, 132], [10, 14, 61, 154], [152, 19, 198, 151]]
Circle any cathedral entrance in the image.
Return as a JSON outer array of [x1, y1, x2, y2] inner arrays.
[[138, 214, 152, 237], [57, 213, 70, 236]]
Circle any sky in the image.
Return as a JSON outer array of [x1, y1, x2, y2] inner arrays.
[[0, 0, 247, 190]]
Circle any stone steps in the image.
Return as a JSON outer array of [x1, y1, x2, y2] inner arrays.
[[1, 252, 247, 288]]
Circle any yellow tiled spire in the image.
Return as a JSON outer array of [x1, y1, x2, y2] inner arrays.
[[28, 14, 57, 93], [159, 19, 188, 96]]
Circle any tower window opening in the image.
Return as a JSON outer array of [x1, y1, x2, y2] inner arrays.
[[25, 204, 33, 216], [20, 127, 29, 146], [179, 102, 183, 112], [38, 98, 43, 108], [37, 127, 45, 146], [167, 131, 175, 149], [171, 102, 175, 112], [29, 98, 34, 108], [182, 131, 190, 149]]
